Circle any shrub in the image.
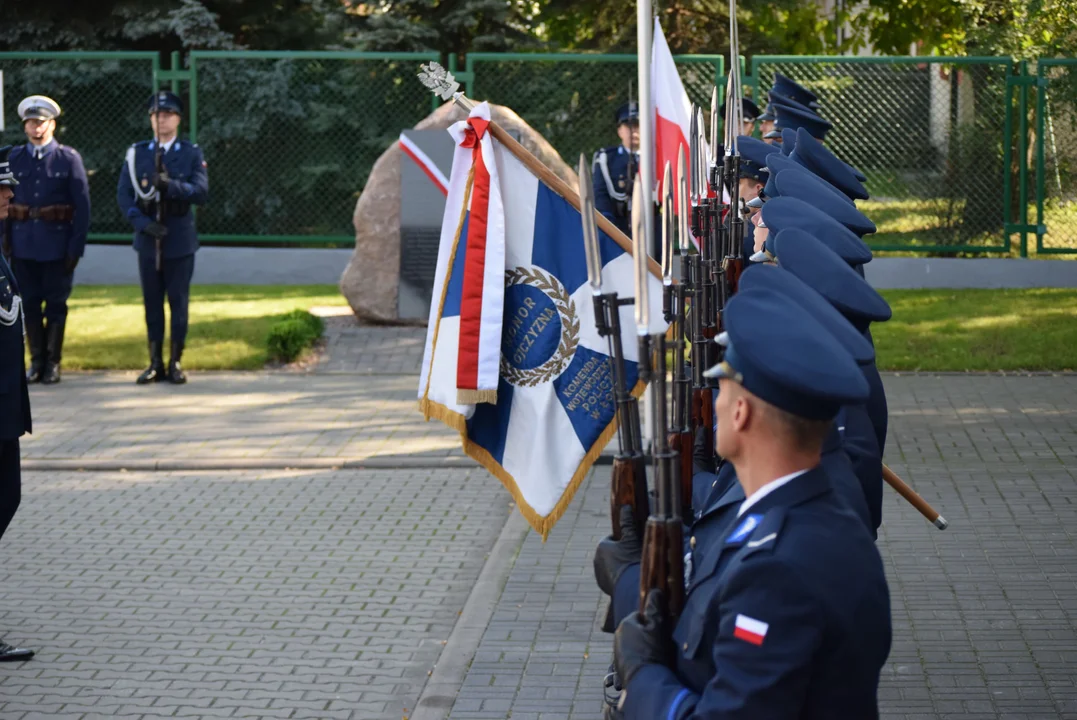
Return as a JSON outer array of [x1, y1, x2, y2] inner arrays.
[[266, 310, 325, 363]]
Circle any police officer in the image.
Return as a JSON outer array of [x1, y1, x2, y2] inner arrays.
[[117, 91, 208, 385], [612, 290, 891, 718], [0, 146, 35, 662], [2, 96, 91, 385], [593, 102, 640, 239]]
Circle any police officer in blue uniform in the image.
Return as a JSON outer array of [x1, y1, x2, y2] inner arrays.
[[0, 146, 35, 662], [2, 96, 91, 385], [117, 91, 208, 385], [612, 290, 891, 719], [593, 103, 639, 239]]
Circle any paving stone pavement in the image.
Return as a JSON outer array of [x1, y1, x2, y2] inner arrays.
[[446, 374, 1077, 720], [21, 373, 463, 464], [315, 323, 427, 376], [0, 468, 510, 720]]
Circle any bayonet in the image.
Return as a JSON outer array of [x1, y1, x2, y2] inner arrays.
[[632, 175, 650, 335], [677, 145, 690, 254], [579, 154, 603, 296], [661, 162, 673, 285]]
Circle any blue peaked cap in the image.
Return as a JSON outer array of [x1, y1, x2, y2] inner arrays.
[[767, 91, 817, 115], [616, 102, 640, 124], [760, 196, 872, 265], [148, 90, 183, 115], [703, 289, 869, 420], [749, 152, 854, 210], [772, 170, 877, 236], [780, 128, 797, 156], [773, 231, 892, 332], [737, 260, 875, 366], [765, 103, 832, 142], [772, 72, 820, 109], [789, 128, 869, 200], [735, 135, 776, 182]]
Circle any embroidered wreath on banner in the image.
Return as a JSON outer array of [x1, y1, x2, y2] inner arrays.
[[500, 266, 580, 387]]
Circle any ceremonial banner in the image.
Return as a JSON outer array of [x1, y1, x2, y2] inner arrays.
[[419, 102, 665, 538]]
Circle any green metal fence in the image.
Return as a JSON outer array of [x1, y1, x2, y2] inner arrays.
[[747, 56, 1017, 254], [1, 50, 1072, 255], [0, 52, 159, 241], [1035, 59, 1077, 255], [464, 53, 723, 174]]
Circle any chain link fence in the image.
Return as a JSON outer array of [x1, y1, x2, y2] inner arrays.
[[750, 57, 1016, 254], [188, 51, 437, 241], [1036, 60, 1077, 254], [468, 53, 722, 172], [0, 52, 159, 238], [2, 51, 1072, 254]]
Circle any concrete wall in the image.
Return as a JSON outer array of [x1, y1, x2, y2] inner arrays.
[[73, 245, 1077, 290]]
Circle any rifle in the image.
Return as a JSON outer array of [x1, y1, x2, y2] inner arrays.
[[688, 108, 716, 473], [667, 145, 694, 521], [578, 155, 649, 544], [152, 96, 165, 273], [721, 1, 746, 297], [633, 167, 684, 621]]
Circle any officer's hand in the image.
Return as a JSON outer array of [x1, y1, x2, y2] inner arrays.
[[64, 255, 79, 274], [614, 589, 672, 687], [593, 505, 643, 596], [152, 171, 171, 194], [143, 222, 169, 239]]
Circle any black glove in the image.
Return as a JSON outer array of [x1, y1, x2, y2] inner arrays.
[[143, 222, 169, 239], [152, 170, 171, 194], [1, 240, 11, 261], [614, 588, 672, 687], [64, 255, 79, 274], [593, 505, 643, 597]]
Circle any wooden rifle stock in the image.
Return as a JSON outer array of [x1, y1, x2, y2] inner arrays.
[[610, 455, 650, 541], [638, 516, 685, 620]]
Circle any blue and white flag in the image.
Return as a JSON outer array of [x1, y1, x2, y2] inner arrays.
[[419, 104, 666, 537]]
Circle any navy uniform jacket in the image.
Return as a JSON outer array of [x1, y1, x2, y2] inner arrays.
[[116, 140, 208, 259], [610, 427, 875, 628], [593, 145, 637, 237], [837, 402, 883, 535], [0, 254, 32, 441], [7, 142, 91, 262], [623, 466, 891, 720], [862, 356, 889, 456]]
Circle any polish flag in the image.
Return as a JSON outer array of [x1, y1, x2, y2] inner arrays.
[[650, 17, 692, 217], [734, 614, 769, 646]]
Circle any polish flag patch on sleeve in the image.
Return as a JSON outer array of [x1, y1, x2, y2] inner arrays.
[[733, 614, 769, 646]]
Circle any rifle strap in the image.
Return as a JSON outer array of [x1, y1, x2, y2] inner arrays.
[[593, 150, 628, 202], [126, 145, 159, 203]]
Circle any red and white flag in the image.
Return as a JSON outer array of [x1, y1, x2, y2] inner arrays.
[[734, 613, 769, 646], [650, 17, 693, 220]]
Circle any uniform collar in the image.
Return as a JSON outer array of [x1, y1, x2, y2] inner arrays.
[[151, 138, 179, 153], [28, 140, 57, 159], [736, 465, 826, 518]]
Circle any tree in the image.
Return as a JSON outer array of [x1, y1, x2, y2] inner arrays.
[[346, 0, 544, 57]]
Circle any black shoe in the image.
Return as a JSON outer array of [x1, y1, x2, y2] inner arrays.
[[26, 364, 44, 384], [168, 341, 187, 384], [0, 641, 34, 662], [42, 362, 61, 384], [137, 341, 165, 385], [167, 359, 187, 384], [25, 315, 45, 384], [43, 316, 65, 385]]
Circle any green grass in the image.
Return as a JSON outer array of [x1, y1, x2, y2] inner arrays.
[[54, 285, 347, 370], [874, 288, 1077, 371], [860, 197, 1077, 258]]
